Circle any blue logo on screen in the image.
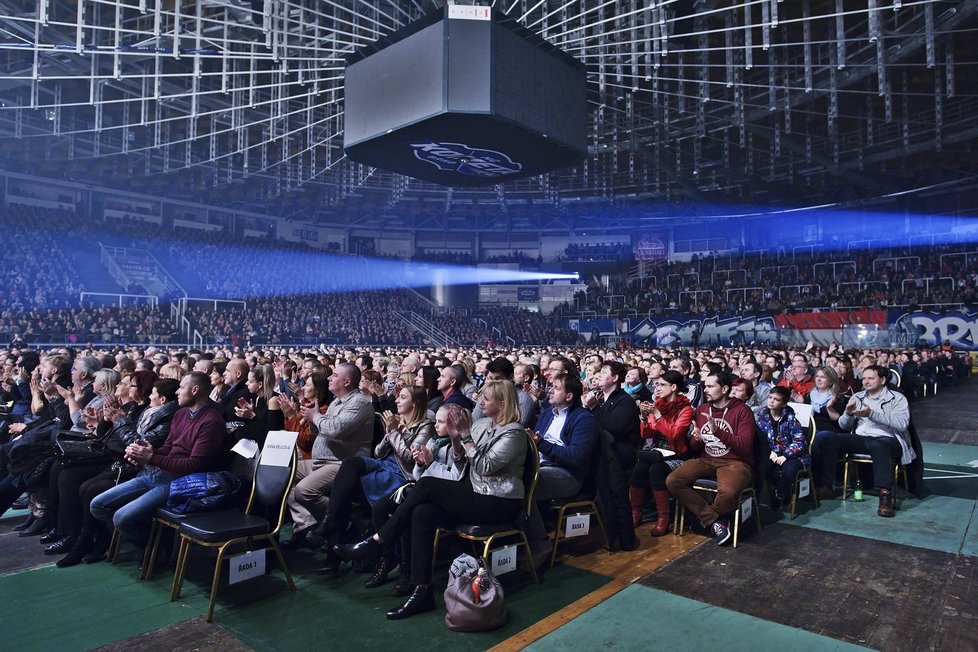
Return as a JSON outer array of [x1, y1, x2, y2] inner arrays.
[[410, 142, 522, 177]]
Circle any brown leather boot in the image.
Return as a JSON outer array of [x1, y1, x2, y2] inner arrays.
[[629, 486, 648, 527], [650, 490, 672, 537], [877, 487, 895, 517]]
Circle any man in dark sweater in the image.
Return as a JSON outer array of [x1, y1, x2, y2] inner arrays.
[[90, 371, 227, 547], [666, 370, 755, 546]]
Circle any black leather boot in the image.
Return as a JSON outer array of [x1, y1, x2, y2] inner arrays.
[[39, 528, 61, 543], [333, 536, 381, 564], [315, 549, 343, 577], [304, 515, 334, 549], [12, 514, 35, 532], [363, 554, 396, 588], [386, 584, 435, 620], [391, 562, 413, 598], [18, 515, 50, 537], [44, 536, 77, 555], [57, 538, 93, 568]]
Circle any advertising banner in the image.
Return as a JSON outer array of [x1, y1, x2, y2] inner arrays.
[[634, 232, 669, 261]]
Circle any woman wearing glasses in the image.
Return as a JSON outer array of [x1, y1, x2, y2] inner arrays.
[[632, 370, 694, 536]]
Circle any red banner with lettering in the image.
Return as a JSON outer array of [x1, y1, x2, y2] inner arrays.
[[774, 310, 887, 329]]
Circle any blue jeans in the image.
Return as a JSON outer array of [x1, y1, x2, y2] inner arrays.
[[90, 467, 173, 546]]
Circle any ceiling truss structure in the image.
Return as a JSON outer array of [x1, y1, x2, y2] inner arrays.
[[0, 0, 976, 230]]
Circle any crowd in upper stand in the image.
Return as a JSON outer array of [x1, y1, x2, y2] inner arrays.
[[0, 206, 97, 312], [568, 243, 978, 315]]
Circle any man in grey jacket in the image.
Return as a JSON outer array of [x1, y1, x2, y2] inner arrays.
[[814, 365, 912, 517], [287, 363, 374, 535]]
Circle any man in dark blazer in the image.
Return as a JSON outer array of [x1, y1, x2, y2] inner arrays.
[[526, 373, 599, 554]]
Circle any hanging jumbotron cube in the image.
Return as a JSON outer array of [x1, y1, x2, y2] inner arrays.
[[343, 6, 588, 186]]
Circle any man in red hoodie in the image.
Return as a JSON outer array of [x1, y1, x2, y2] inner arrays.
[[666, 370, 755, 546]]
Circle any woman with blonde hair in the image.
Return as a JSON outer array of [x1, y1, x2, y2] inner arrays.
[[157, 362, 183, 380], [335, 380, 527, 620]]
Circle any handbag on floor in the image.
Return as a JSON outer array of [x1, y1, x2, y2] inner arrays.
[[443, 554, 507, 632]]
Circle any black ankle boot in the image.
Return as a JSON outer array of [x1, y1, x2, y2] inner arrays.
[[18, 515, 50, 537], [12, 514, 35, 532], [386, 584, 435, 620], [364, 555, 396, 589], [305, 515, 334, 548], [57, 538, 93, 568], [315, 549, 343, 577], [391, 563, 413, 598], [333, 537, 381, 564], [39, 528, 61, 544], [44, 536, 77, 555]]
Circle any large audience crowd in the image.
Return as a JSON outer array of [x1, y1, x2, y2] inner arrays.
[[0, 337, 963, 620]]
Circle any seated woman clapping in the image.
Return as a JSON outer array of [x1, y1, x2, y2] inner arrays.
[[334, 379, 527, 621], [57, 378, 180, 567], [280, 368, 330, 460], [309, 385, 434, 576], [59, 368, 120, 433], [233, 364, 284, 447], [356, 403, 470, 595], [631, 370, 694, 535]]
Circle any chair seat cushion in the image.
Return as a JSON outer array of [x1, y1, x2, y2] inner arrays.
[[155, 506, 238, 525], [454, 522, 519, 538], [847, 454, 873, 461], [547, 494, 590, 508], [179, 511, 271, 542]]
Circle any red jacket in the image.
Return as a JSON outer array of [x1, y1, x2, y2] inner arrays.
[[778, 374, 815, 399], [689, 398, 756, 467], [640, 395, 694, 455]]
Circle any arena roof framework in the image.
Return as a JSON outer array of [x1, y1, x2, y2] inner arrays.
[[0, 0, 976, 231]]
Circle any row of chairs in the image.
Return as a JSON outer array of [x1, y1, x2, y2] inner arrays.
[[119, 430, 609, 622], [108, 438, 299, 622]]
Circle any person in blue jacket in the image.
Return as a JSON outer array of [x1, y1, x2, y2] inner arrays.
[[756, 385, 810, 510], [525, 373, 599, 556]]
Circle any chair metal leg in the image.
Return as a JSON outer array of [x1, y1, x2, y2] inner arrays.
[[789, 478, 798, 520], [205, 542, 230, 623], [518, 532, 539, 584], [753, 494, 762, 533], [549, 505, 567, 568], [142, 520, 171, 581], [732, 508, 741, 548], [107, 530, 120, 563], [591, 508, 610, 552], [268, 538, 296, 590], [140, 520, 160, 580], [842, 460, 850, 501], [170, 537, 191, 601], [432, 528, 442, 558]]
